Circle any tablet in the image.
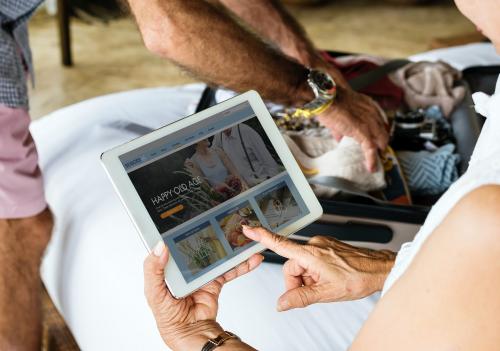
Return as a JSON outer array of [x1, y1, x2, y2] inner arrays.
[[101, 91, 322, 298]]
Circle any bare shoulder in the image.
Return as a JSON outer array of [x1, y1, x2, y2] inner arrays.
[[441, 184, 500, 246], [453, 184, 500, 213], [350, 184, 500, 351]]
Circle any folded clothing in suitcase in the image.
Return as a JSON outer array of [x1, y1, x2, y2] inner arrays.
[[194, 52, 500, 263]]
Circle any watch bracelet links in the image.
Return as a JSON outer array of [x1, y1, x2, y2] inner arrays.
[[201, 331, 240, 351], [290, 97, 333, 119], [275, 68, 337, 127], [275, 84, 336, 123], [275, 98, 333, 127]]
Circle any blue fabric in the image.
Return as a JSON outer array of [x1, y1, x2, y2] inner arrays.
[[397, 144, 460, 195], [425, 105, 452, 135]]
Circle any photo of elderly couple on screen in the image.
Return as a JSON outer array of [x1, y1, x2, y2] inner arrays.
[[128, 117, 286, 234]]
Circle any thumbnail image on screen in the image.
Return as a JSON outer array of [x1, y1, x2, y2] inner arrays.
[[127, 116, 285, 233], [173, 223, 228, 276], [256, 182, 302, 229], [216, 201, 261, 250]]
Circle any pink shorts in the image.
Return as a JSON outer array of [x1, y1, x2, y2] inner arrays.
[[0, 104, 46, 218]]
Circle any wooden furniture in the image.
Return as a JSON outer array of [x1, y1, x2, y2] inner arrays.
[[430, 32, 487, 49], [57, 0, 72, 66]]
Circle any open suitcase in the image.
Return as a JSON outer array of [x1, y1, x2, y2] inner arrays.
[[194, 56, 500, 264]]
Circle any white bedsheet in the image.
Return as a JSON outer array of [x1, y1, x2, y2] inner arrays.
[[33, 43, 500, 351], [409, 43, 500, 70]]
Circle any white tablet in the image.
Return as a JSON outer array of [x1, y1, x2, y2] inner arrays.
[[101, 90, 322, 298]]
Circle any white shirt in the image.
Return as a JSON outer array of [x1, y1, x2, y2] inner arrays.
[[191, 149, 229, 187], [212, 124, 281, 186], [382, 75, 500, 296]]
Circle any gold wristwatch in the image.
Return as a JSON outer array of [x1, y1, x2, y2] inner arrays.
[[276, 68, 337, 126]]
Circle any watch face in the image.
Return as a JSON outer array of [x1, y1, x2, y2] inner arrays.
[[309, 70, 336, 98]]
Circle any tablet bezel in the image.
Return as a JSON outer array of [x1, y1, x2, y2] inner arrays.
[[101, 90, 322, 298]]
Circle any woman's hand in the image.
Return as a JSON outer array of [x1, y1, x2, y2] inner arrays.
[[144, 241, 263, 350], [242, 226, 396, 311]]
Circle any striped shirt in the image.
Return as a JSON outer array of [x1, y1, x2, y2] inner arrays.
[[0, 0, 43, 108]]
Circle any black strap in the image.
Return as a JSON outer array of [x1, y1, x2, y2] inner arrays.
[[347, 58, 410, 91], [195, 86, 217, 113]]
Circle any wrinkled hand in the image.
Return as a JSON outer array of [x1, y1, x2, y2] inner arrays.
[[242, 226, 395, 311], [318, 86, 389, 172], [144, 241, 263, 350]]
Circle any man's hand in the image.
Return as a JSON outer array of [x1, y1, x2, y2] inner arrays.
[[317, 86, 389, 172], [144, 241, 262, 350], [242, 226, 395, 311]]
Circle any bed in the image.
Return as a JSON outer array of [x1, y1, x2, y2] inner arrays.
[[33, 43, 500, 351]]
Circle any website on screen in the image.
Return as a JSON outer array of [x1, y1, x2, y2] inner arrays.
[[120, 102, 309, 282]]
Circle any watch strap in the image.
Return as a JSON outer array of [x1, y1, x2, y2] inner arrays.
[[275, 69, 337, 124], [290, 98, 333, 119], [201, 331, 240, 351], [275, 98, 333, 129]]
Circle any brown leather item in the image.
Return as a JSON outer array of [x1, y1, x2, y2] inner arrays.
[[201, 331, 240, 351]]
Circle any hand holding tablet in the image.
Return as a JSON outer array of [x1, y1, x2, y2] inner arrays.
[[101, 91, 322, 297], [143, 238, 263, 350]]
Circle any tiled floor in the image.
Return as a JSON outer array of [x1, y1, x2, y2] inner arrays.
[[28, 0, 474, 119]]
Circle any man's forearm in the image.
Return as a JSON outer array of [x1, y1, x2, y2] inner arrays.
[[217, 0, 348, 86], [128, 0, 314, 106], [217, 0, 317, 65], [127, 0, 388, 169]]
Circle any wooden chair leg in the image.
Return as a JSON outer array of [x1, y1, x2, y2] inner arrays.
[[57, 0, 73, 66]]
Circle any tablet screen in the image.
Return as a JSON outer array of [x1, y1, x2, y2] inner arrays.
[[119, 102, 309, 282]]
